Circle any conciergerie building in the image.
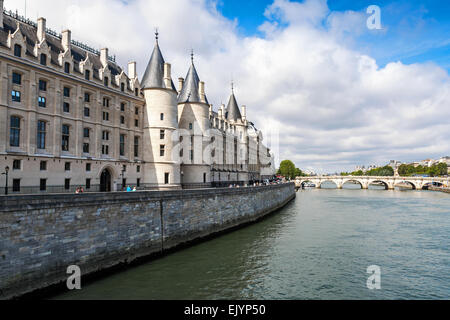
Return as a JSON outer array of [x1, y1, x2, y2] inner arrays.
[[0, 1, 276, 194]]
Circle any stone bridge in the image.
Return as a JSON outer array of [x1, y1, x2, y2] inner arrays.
[[295, 176, 449, 190]]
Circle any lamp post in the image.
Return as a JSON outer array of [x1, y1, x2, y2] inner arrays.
[[2, 166, 9, 195]]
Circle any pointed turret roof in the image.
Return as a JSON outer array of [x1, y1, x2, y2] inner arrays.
[[141, 32, 176, 90], [225, 84, 242, 121], [178, 51, 209, 104]]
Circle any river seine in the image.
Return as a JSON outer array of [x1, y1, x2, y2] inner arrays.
[[54, 184, 450, 300]]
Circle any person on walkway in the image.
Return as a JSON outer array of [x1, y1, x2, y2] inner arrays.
[[132, 187, 137, 192], [126, 186, 132, 192]]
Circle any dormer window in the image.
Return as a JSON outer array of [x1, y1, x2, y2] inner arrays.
[[14, 44, 22, 57], [85, 70, 90, 81], [64, 62, 70, 74], [104, 76, 109, 87], [135, 88, 139, 96], [40, 54, 47, 66], [121, 83, 125, 92]]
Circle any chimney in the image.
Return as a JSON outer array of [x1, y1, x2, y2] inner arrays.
[[61, 29, 71, 52], [0, 0, 4, 29], [37, 17, 46, 42], [241, 105, 247, 121], [219, 104, 225, 119], [100, 48, 108, 67], [128, 61, 136, 79], [164, 63, 171, 88], [199, 81, 205, 103], [178, 77, 184, 92]]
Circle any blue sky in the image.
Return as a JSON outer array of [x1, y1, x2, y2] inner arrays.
[[217, 0, 450, 71]]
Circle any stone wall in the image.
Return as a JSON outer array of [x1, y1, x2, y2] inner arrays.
[[0, 183, 295, 299]]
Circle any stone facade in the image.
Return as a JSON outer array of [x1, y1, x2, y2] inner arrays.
[[0, 183, 296, 299], [0, 2, 276, 194]]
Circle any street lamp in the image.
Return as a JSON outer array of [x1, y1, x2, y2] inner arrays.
[[2, 166, 9, 195]]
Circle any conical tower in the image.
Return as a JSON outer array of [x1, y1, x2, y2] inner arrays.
[[177, 51, 211, 187], [141, 32, 181, 189]]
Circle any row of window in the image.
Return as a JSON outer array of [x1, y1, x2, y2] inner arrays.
[[10, 159, 141, 173], [8, 177, 143, 192], [12, 44, 140, 96], [9, 116, 141, 157]]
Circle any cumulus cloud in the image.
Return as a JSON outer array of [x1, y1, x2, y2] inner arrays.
[[18, 0, 450, 173]]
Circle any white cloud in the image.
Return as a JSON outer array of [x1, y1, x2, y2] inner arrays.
[[18, 0, 450, 172]]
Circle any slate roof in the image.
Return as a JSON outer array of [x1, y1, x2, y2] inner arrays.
[[225, 91, 242, 121], [140, 41, 176, 91], [178, 58, 209, 104]]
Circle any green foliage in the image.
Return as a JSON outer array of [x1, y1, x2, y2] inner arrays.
[[365, 166, 394, 176], [277, 160, 307, 179], [398, 163, 448, 177]]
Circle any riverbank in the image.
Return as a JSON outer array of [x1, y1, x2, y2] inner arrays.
[[0, 183, 296, 300], [429, 186, 450, 194]]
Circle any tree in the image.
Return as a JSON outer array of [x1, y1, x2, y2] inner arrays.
[[295, 168, 304, 177], [278, 160, 296, 180]]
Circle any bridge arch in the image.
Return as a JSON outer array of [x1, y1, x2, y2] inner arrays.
[[368, 180, 389, 190], [318, 180, 338, 189], [397, 181, 417, 190], [342, 179, 363, 189]]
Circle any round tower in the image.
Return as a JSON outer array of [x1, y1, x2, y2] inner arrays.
[[141, 33, 181, 189], [177, 52, 212, 187]]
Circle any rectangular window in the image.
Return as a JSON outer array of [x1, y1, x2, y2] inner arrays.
[[189, 123, 193, 130], [102, 145, 109, 155], [86, 178, 91, 190], [120, 134, 125, 156], [39, 80, 47, 91], [83, 128, 90, 138], [103, 98, 109, 107], [160, 113, 164, 121], [62, 125, 70, 151], [40, 179, 47, 191], [120, 103, 125, 112], [134, 136, 139, 157], [120, 116, 125, 125], [135, 119, 139, 127], [40, 54, 47, 66], [10, 116, 20, 147], [12, 72, 21, 85], [86, 163, 91, 172], [121, 83, 125, 92], [160, 130, 165, 140], [65, 162, 71, 171], [40, 161, 47, 171], [165, 173, 170, 185], [137, 165, 141, 173], [63, 102, 70, 113], [14, 44, 21, 57], [135, 88, 139, 96], [84, 107, 90, 117], [13, 159, 21, 170], [83, 143, 90, 153], [65, 179, 70, 190], [37, 120, 46, 149], [160, 145, 165, 157], [13, 179, 20, 192], [135, 107, 139, 115], [104, 77, 109, 87], [190, 150, 193, 161], [103, 112, 109, 121], [137, 179, 141, 188], [38, 96, 46, 108], [85, 70, 90, 81], [11, 90, 21, 102], [102, 131, 109, 141], [84, 93, 90, 102], [64, 62, 70, 74], [63, 87, 70, 97]]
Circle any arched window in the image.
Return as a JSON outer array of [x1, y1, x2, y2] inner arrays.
[[10, 116, 21, 147]]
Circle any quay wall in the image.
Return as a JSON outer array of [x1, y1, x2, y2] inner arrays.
[[0, 183, 296, 299]]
